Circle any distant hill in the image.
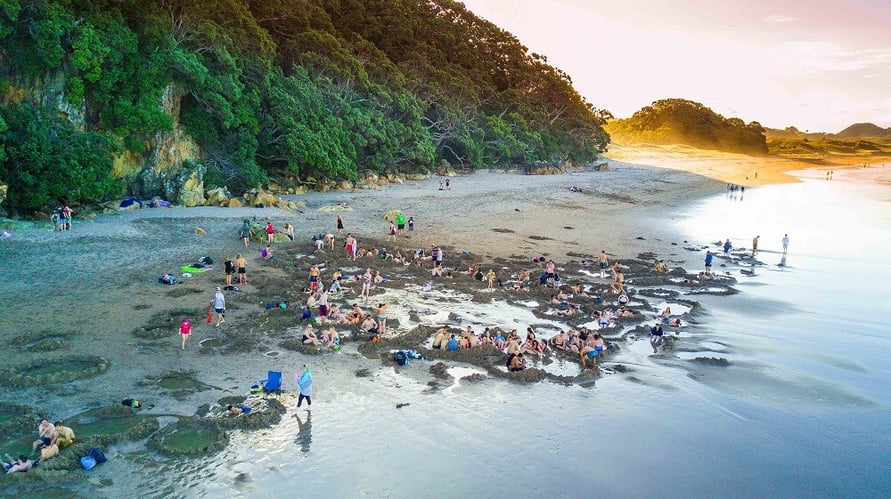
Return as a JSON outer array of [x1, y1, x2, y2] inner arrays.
[[836, 123, 891, 138], [605, 99, 768, 155]]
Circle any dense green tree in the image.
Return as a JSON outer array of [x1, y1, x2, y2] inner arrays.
[[0, 0, 609, 212]]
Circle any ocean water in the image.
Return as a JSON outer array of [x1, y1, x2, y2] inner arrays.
[[93, 168, 890, 498]]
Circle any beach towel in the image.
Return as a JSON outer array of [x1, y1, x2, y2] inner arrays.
[[180, 265, 206, 273]]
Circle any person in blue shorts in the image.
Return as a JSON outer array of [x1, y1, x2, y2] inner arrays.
[[446, 334, 459, 351]]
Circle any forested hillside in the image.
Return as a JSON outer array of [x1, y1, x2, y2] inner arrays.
[[0, 0, 610, 213], [605, 99, 767, 155]]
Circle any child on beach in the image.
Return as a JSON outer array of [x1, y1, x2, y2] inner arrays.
[[179, 317, 192, 350], [262, 245, 273, 260]]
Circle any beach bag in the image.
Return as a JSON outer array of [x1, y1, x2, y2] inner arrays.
[[393, 351, 408, 367], [159, 274, 176, 285], [80, 456, 97, 470], [206, 307, 213, 323], [88, 447, 107, 464]]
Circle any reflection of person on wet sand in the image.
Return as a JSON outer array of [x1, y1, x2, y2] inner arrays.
[[294, 411, 312, 453]]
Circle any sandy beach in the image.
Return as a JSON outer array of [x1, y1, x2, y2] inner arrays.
[[0, 151, 853, 495]]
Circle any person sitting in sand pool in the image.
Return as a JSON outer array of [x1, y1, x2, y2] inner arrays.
[[361, 315, 379, 337], [667, 318, 682, 327], [262, 245, 273, 260], [493, 330, 506, 350], [556, 304, 578, 317], [446, 334, 459, 351], [508, 353, 526, 372], [479, 328, 493, 346], [32, 419, 56, 451], [661, 306, 672, 321], [227, 404, 252, 416], [432, 326, 449, 349], [4, 455, 32, 475], [654, 259, 669, 273], [52, 421, 75, 448], [302, 325, 321, 345], [458, 333, 471, 349], [40, 442, 60, 461]]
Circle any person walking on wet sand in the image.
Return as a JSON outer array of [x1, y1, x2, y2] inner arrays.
[[704, 250, 714, 274], [751, 235, 760, 257], [241, 221, 251, 247], [179, 317, 192, 349], [296, 364, 313, 411], [212, 287, 226, 327]]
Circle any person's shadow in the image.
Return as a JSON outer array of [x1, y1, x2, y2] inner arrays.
[[294, 412, 312, 454]]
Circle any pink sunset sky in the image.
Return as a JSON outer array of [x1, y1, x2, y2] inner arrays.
[[461, 0, 891, 133]]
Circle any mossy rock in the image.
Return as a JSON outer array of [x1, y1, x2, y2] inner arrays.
[[205, 397, 287, 431], [0, 355, 109, 387], [66, 405, 160, 447], [0, 401, 40, 437], [11, 331, 73, 353], [279, 339, 329, 355], [148, 417, 229, 457]]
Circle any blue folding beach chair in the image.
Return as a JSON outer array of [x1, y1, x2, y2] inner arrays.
[[261, 370, 283, 395]]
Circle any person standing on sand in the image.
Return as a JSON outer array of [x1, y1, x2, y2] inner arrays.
[[408, 217, 414, 233], [723, 239, 732, 256], [179, 317, 192, 350], [486, 269, 496, 289], [598, 250, 609, 278], [377, 302, 389, 335], [296, 365, 313, 411], [212, 287, 226, 327], [224, 256, 234, 286], [388, 221, 397, 241], [236, 253, 247, 285], [782, 234, 790, 255], [396, 212, 406, 236], [705, 250, 714, 274], [751, 235, 760, 257], [265, 221, 275, 245], [336, 215, 345, 236]]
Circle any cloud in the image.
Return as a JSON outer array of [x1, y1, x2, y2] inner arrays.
[[770, 41, 891, 74], [764, 14, 798, 24]]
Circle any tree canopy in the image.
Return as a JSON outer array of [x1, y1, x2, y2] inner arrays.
[[0, 0, 610, 212]]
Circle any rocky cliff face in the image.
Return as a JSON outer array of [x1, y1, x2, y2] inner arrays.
[[117, 83, 204, 203], [15, 75, 204, 205]]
